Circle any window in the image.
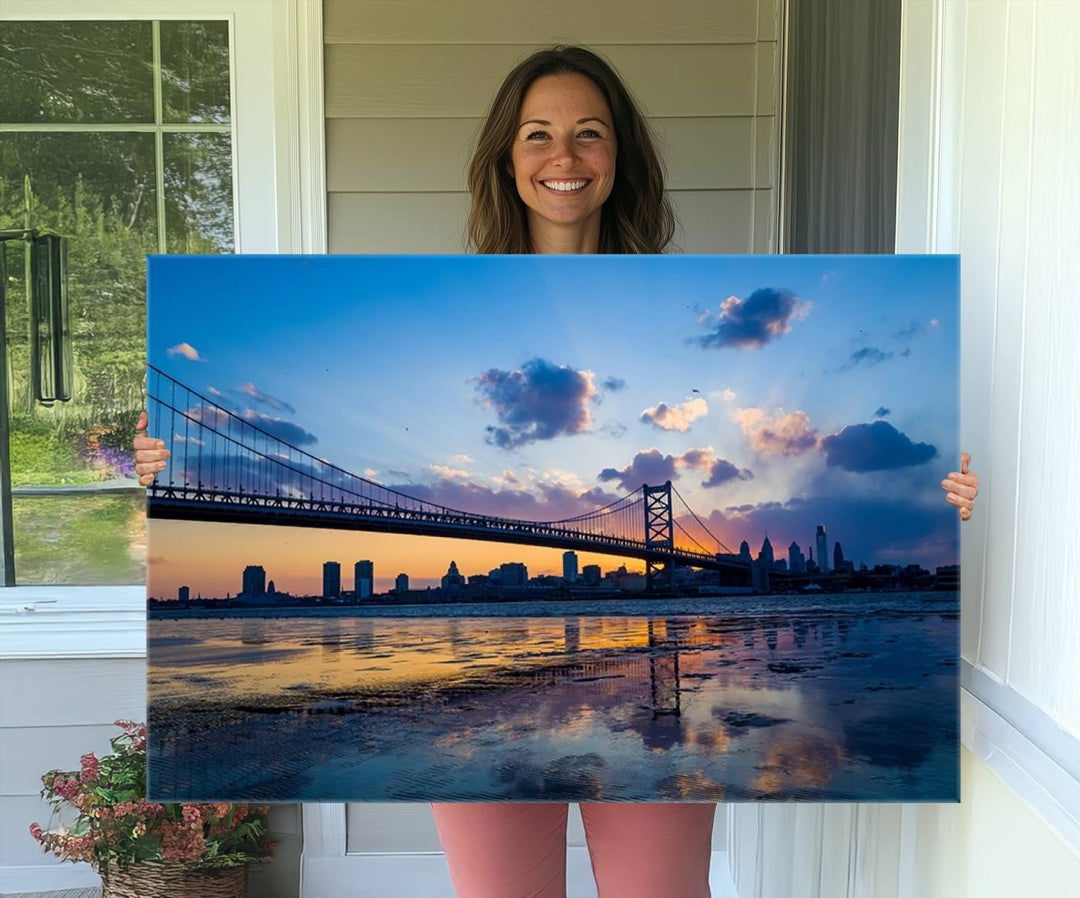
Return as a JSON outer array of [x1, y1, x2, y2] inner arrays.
[[1, 18, 234, 584]]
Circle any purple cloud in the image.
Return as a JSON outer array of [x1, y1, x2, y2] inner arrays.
[[475, 358, 597, 449], [820, 421, 937, 472], [695, 288, 807, 350]]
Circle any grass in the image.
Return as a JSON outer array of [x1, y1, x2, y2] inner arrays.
[[12, 493, 146, 585]]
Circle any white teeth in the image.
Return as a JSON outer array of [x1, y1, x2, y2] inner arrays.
[[542, 179, 588, 192]]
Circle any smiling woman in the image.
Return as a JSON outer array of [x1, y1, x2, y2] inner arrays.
[[466, 45, 673, 255]]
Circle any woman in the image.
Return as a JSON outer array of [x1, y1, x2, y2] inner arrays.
[[135, 45, 979, 898]]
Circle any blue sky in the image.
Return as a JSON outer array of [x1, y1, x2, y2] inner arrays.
[[148, 254, 960, 581]]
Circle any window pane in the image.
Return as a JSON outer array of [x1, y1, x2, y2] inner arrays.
[[164, 133, 235, 253], [2, 132, 156, 585], [11, 493, 146, 584], [0, 21, 154, 124], [160, 20, 232, 124]]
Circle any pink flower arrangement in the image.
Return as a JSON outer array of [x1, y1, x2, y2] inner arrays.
[[30, 721, 274, 876]]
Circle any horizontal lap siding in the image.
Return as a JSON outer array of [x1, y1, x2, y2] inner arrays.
[[0, 658, 146, 868], [324, 0, 780, 850], [324, 0, 780, 256]]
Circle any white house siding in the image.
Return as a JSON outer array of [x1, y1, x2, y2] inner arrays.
[[0, 649, 301, 898], [728, 1, 1080, 895], [322, 0, 782, 855], [324, 0, 781, 255]]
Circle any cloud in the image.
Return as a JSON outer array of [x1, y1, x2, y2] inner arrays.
[[893, 319, 937, 340], [430, 464, 470, 480], [874, 407, 890, 418], [600, 420, 628, 439], [185, 404, 317, 448], [474, 358, 597, 449], [597, 447, 718, 492], [734, 408, 819, 456], [166, 342, 203, 362], [694, 288, 809, 350], [450, 454, 474, 465], [710, 388, 737, 402], [705, 493, 958, 570], [147, 555, 171, 566], [602, 376, 626, 392], [702, 458, 754, 489], [599, 449, 679, 491], [820, 421, 937, 472], [389, 476, 621, 523], [840, 347, 894, 370], [238, 382, 295, 414], [640, 397, 709, 432], [239, 410, 318, 447]]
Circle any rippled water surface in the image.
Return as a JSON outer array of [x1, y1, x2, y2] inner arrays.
[[147, 593, 959, 803]]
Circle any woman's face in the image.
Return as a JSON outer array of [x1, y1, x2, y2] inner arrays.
[[509, 73, 617, 238]]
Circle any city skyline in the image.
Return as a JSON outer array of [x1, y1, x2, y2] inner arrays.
[[151, 521, 944, 601], [147, 254, 959, 598]]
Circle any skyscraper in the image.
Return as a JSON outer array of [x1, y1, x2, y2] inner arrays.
[[178, 585, 190, 602], [323, 561, 341, 599], [788, 542, 805, 574], [759, 534, 774, 568], [816, 525, 830, 573], [739, 540, 752, 563], [395, 573, 409, 593], [242, 564, 266, 598], [355, 560, 374, 599], [833, 541, 845, 571], [563, 551, 578, 583]]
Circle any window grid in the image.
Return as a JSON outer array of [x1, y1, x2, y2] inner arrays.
[[0, 19, 235, 254]]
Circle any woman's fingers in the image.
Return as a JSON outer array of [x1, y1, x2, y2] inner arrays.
[[133, 409, 168, 486], [940, 476, 978, 500], [945, 491, 975, 511], [943, 451, 978, 522]]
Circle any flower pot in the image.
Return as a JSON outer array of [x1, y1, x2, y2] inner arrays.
[[101, 861, 247, 898]]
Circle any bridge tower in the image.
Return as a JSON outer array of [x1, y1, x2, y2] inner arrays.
[[643, 481, 676, 591]]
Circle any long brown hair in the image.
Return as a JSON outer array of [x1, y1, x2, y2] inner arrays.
[[466, 45, 675, 254]]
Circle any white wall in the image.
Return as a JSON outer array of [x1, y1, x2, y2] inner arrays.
[[728, 1, 1080, 894]]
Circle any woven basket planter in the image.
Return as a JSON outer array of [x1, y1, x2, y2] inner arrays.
[[101, 862, 247, 898]]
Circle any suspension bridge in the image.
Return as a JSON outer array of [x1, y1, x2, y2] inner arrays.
[[146, 366, 759, 590]]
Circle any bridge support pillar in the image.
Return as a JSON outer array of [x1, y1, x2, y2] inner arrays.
[[643, 481, 676, 592]]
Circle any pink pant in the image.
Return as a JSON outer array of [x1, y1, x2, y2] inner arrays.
[[430, 803, 716, 898]]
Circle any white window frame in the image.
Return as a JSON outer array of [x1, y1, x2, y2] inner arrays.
[[0, 0, 326, 658]]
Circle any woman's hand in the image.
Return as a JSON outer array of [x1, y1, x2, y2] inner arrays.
[[133, 411, 170, 487], [941, 451, 979, 521]]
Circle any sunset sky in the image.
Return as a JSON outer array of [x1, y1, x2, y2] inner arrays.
[[147, 254, 959, 598]]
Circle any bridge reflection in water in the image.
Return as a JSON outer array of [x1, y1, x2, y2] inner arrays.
[[147, 605, 960, 802]]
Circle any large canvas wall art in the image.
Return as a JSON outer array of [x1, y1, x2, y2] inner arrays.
[[146, 254, 960, 802]]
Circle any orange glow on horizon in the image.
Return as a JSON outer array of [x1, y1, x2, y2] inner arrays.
[[147, 519, 647, 599]]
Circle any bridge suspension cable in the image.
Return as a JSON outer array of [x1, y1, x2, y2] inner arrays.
[[146, 366, 748, 571]]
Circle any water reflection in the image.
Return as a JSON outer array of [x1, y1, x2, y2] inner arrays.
[[148, 606, 958, 803]]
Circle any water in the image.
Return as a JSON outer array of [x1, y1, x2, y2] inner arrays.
[[147, 591, 959, 803]]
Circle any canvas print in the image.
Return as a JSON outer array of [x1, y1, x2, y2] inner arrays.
[[146, 254, 959, 802]]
